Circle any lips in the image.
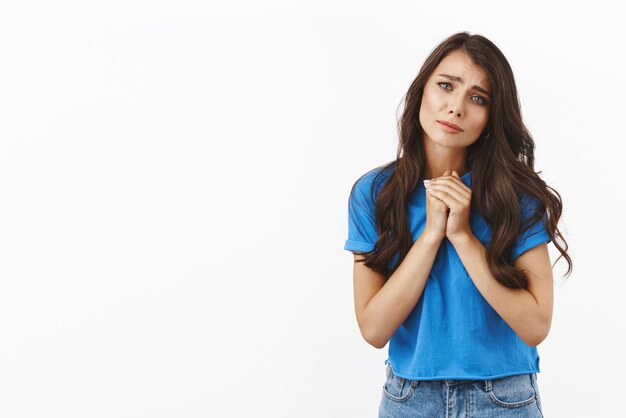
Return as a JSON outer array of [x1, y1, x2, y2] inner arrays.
[[437, 120, 463, 131]]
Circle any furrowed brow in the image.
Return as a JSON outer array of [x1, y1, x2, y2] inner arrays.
[[437, 73, 491, 97]]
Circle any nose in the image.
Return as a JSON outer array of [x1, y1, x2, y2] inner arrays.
[[448, 94, 465, 118]]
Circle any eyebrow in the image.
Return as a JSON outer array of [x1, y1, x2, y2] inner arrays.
[[437, 73, 491, 97]]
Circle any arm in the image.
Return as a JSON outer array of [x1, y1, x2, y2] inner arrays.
[[354, 231, 443, 349], [449, 233, 554, 346]]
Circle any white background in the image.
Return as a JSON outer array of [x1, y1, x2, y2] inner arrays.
[[0, 1, 623, 417]]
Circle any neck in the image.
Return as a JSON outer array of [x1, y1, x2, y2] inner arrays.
[[423, 158, 469, 179], [422, 142, 468, 179]]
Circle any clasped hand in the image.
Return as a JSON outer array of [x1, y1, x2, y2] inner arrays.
[[423, 169, 473, 243]]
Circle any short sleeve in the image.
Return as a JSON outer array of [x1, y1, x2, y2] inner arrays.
[[344, 178, 379, 253], [510, 194, 552, 262]]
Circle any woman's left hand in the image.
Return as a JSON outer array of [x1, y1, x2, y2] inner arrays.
[[423, 170, 474, 243]]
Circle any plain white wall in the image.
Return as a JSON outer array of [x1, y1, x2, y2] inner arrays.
[[0, 1, 623, 417]]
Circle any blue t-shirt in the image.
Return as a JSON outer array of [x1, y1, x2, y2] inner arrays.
[[344, 166, 552, 380]]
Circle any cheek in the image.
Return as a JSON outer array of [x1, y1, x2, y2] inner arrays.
[[420, 88, 441, 118], [470, 109, 489, 130], [423, 86, 443, 106], [479, 111, 490, 130]]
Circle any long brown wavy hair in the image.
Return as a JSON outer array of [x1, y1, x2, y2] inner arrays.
[[351, 31, 572, 289]]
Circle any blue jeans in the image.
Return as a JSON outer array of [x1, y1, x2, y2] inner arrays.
[[379, 364, 544, 417]]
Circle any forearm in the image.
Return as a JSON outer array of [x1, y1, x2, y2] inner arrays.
[[450, 233, 547, 346], [363, 231, 443, 349]]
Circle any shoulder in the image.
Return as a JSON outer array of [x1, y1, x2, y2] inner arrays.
[[519, 191, 541, 208], [351, 163, 395, 202], [517, 191, 546, 221]]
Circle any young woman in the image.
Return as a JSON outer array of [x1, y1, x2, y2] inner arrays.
[[344, 32, 572, 417]]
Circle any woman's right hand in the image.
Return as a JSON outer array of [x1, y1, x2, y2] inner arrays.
[[422, 169, 450, 241]]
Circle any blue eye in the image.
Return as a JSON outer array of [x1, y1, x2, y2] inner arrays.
[[472, 96, 488, 106], [438, 82, 489, 106]]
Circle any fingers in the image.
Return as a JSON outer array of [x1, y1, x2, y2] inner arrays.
[[426, 186, 463, 209], [425, 172, 449, 208], [424, 171, 472, 212], [424, 180, 468, 202], [425, 170, 471, 201]]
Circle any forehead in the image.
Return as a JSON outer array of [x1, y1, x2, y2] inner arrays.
[[432, 50, 490, 88]]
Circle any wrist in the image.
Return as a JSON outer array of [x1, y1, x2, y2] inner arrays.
[[448, 231, 475, 246], [420, 229, 445, 244]]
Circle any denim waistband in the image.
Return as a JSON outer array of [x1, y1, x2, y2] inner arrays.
[[386, 363, 536, 391]]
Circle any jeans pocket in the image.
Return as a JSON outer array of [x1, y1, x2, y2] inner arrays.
[[531, 373, 545, 417], [486, 373, 537, 409], [382, 364, 418, 403]]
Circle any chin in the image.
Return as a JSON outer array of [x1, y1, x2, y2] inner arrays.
[[428, 134, 464, 148]]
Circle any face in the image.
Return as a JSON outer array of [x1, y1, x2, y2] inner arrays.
[[419, 49, 491, 149]]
